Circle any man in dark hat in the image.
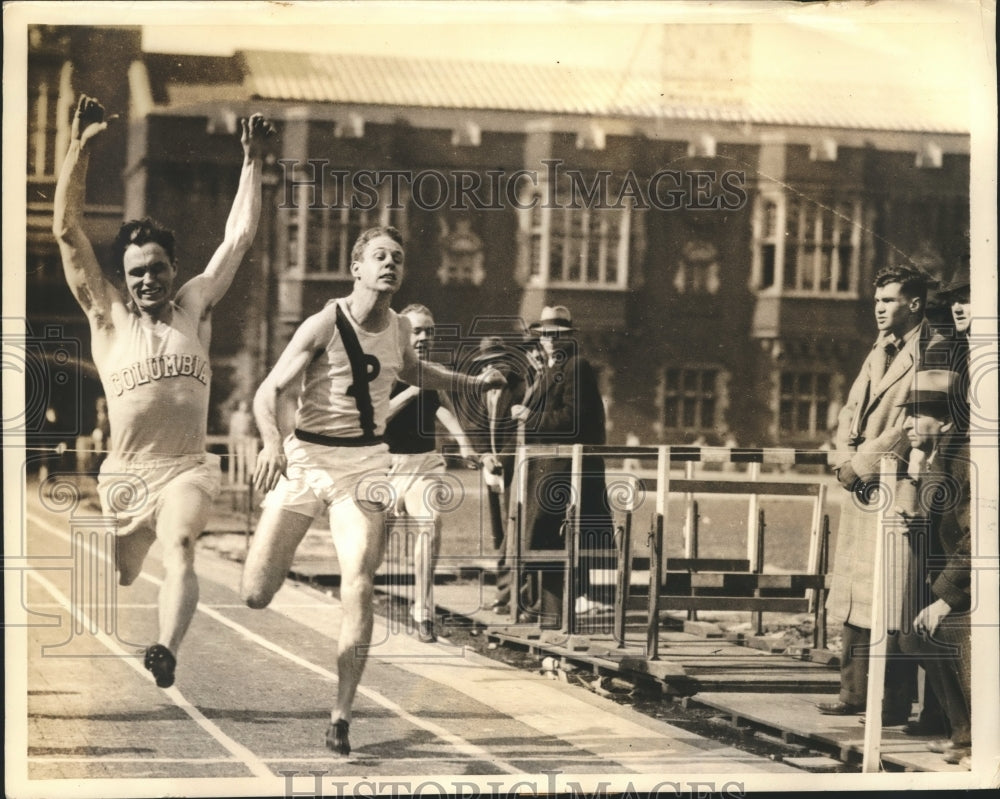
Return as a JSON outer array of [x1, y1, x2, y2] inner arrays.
[[895, 369, 972, 767], [461, 335, 531, 614], [923, 261, 971, 430], [900, 261, 974, 737], [937, 261, 972, 336], [513, 305, 614, 626]]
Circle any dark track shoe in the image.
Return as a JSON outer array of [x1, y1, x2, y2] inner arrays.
[[903, 718, 949, 737], [418, 620, 437, 644], [144, 644, 176, 688], [326, 719, 350, 755], [817, 701, 864, 716]]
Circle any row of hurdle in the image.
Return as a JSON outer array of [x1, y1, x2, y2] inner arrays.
[[506, 444, 835, 655], [214, 435, 836, 655]]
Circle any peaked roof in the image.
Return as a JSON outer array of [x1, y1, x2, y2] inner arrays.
[[238, 50, 968, 135]]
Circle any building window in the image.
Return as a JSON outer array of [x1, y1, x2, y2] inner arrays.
[[28, 62, 72, 179], [284, 183, 406, 277], [661, 367, 721, 433], [752, 191, 863, 297], [673, 240, 720, 295], [523, 176, 631, 289], [778, 371, 832, 436], [437, 217, 485, 286]]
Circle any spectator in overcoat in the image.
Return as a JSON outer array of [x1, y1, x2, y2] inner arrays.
[[512, 306, 613, 627], [821, 265, 934, 723], [462, 336, 530, 614], [895, 369, 972, 766]]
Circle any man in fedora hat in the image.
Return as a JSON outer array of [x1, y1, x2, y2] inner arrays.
[[895, 369, 972, 766], [821, 265, 934, 722], [903, 261, 974, 738], [923, 260, 971, 431], [461, 335, 533, 614], [937, 263, 971, 336], [513, 305, 613, 626]]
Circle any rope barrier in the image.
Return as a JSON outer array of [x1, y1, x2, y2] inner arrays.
[[24, 446, 488, 469], [24, 443, 834, 465]]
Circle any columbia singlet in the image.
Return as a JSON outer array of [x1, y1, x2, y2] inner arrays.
[[98, 302, 210, 460], [295, 299, 405, 438]]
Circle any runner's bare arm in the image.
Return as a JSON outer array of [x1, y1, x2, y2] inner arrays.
[[252, 313, 329, 492], [177, 113, 275, 317], [436, 405, 477, 461], [52, 95, 116, 329], [385, 385, 421, 423], [398, 317, 506, 393]]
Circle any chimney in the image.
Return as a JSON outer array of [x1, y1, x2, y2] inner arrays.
[[660, 24, 751, 106]]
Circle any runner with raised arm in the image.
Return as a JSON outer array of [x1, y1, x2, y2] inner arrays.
[[52, 93, 274, 688]]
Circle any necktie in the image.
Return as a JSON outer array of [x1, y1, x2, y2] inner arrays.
[[884, 341, 899, 371]]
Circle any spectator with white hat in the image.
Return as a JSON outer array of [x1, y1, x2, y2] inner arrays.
[[512, 305, 613, 626]]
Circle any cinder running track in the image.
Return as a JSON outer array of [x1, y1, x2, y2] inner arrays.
[[9, 482, 798, 794]]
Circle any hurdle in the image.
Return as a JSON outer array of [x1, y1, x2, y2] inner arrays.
[[509, 443, 832, 648], [635, 446, 830, 657], [507, 442, 600, 633]]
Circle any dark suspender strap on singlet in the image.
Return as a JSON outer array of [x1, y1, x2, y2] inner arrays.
[[335, 302, 377, 438]]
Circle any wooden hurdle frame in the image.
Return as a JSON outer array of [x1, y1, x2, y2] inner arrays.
[[635, 447, 830, 659], [506, 444, 904, 771], [508, 443, 832, 644]]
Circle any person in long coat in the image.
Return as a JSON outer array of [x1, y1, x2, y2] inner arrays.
[[513, 306, 613, 628], [821, 265, 933, 722], [895, 369, 972, 765], [459, 336, 531, 613], [899, 262, 972, 737]]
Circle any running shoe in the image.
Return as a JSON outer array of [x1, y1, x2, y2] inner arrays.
[[326, 719, 350, 755], [144, 644, 176, 688], [418, 620, 437, 644]]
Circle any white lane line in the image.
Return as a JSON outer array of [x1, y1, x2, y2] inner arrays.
[[27, 756, 483, 765], [26, 602, 159, 609], [29, 512, 522, 775], [204, 603, 332, 609], [27, 757, 240, 764], [25, 568, 273, 779]]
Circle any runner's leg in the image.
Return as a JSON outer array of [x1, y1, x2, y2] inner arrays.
[[115, 527, 156, 586], [328, 496, 387, 724], [154, 481, 212, 655], [100, 468, 155, 586], [406, 477, 441, 625], [241, 505, 315, 608]]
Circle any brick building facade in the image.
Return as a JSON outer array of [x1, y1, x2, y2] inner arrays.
[[25, 25, 970, 450]]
